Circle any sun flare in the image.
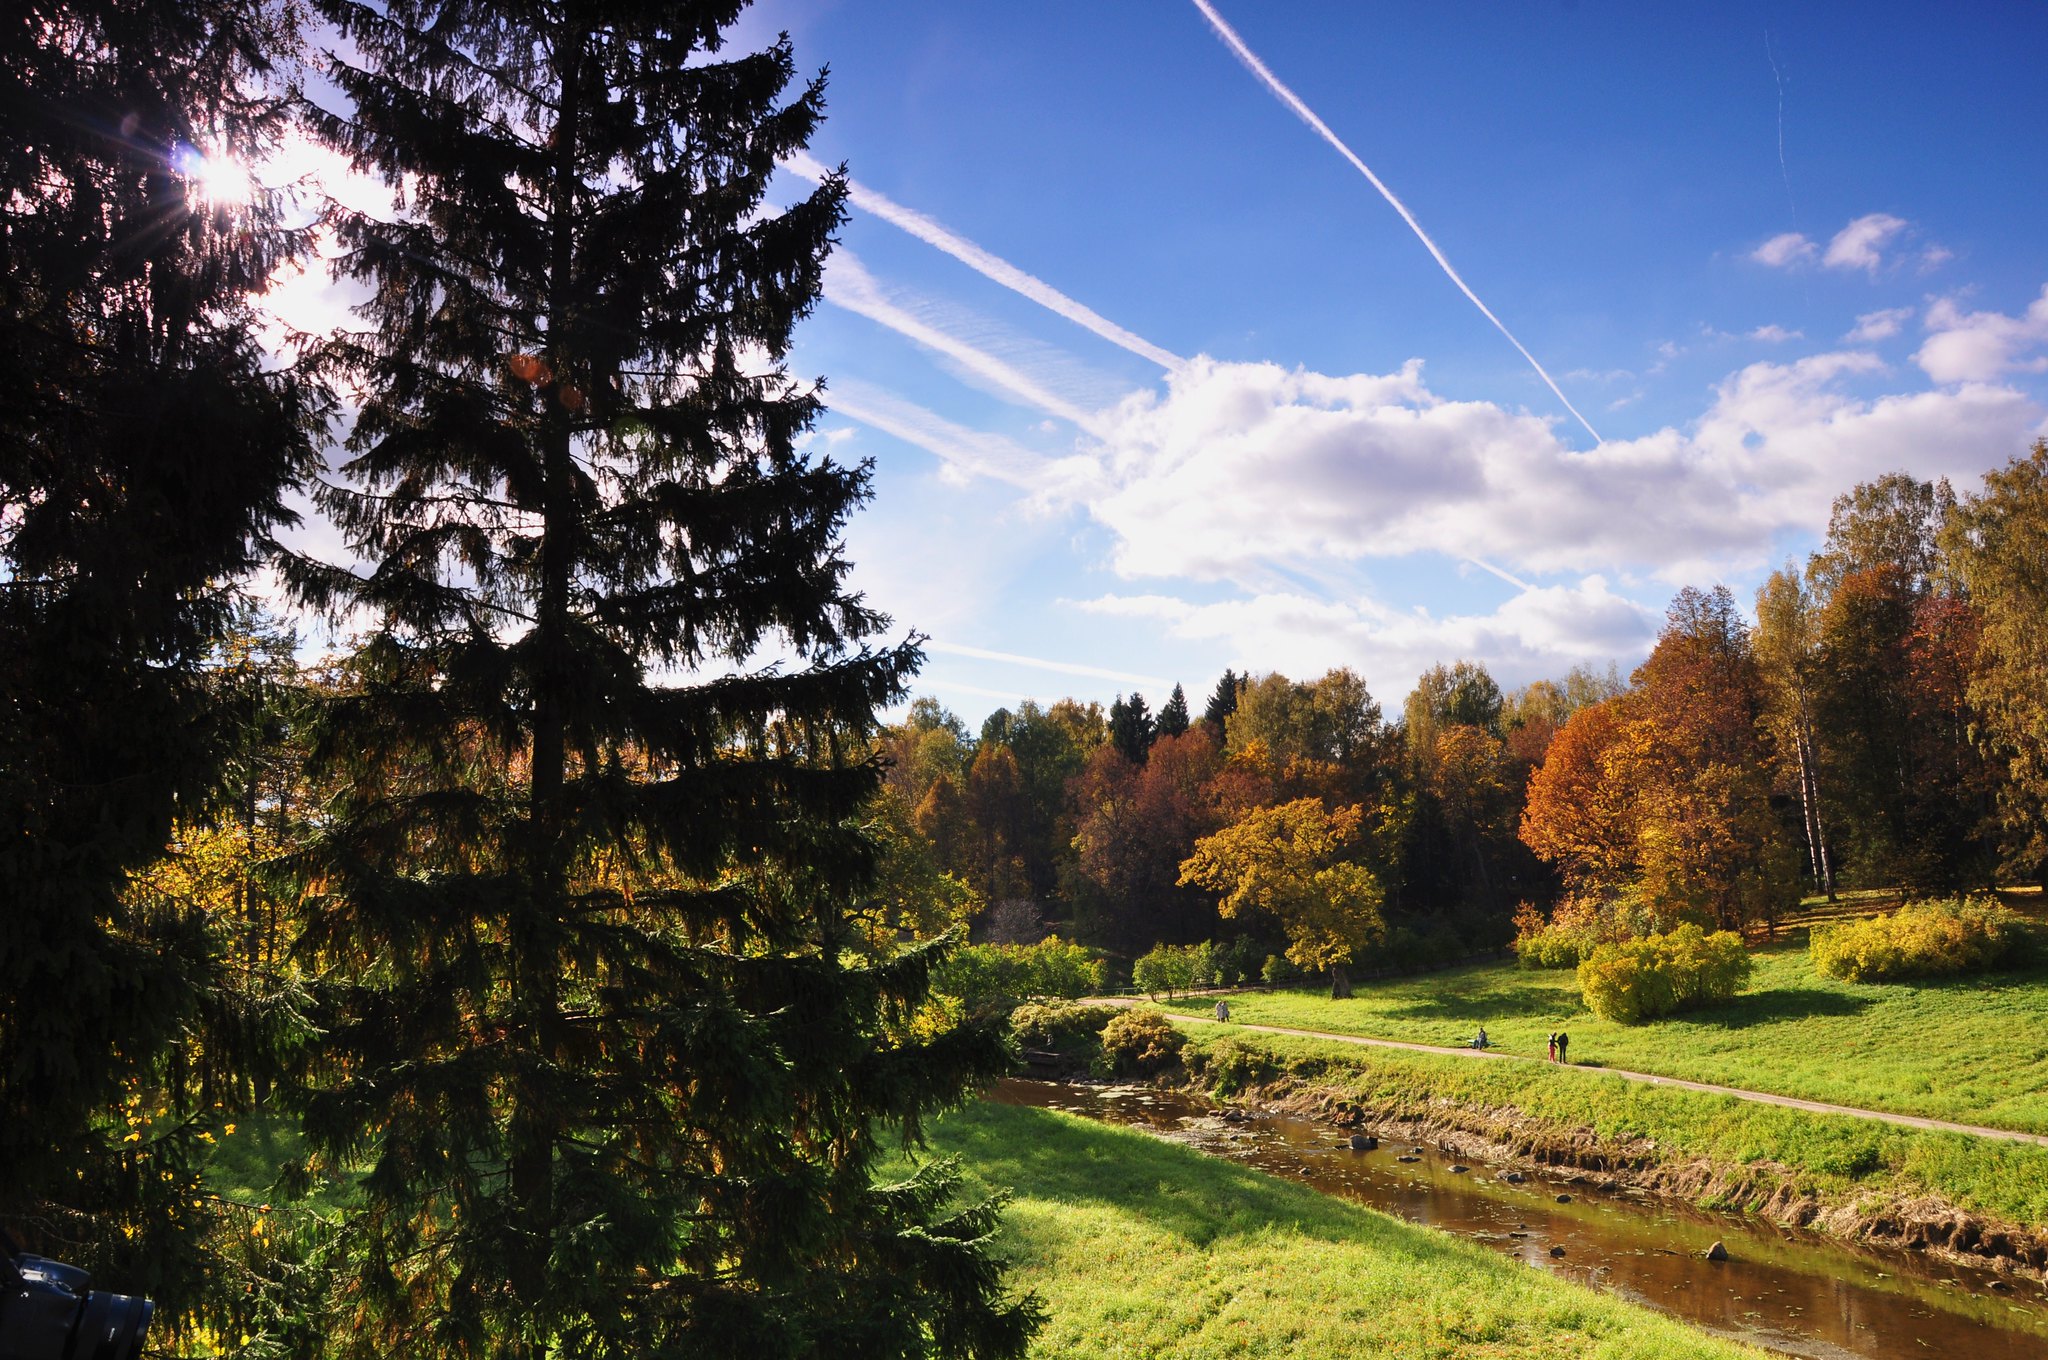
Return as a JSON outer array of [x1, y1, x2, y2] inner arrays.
[[173, 142, 254, 207]]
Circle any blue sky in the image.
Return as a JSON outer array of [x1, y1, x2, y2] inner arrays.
[[275, 2, 2048, 724]]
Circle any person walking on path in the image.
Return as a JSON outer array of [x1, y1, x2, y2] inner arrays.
[[1556, 1031, 1570, 1065], [1547, 1031, 1557, 1062], [1215, 998, 1231, 1023]]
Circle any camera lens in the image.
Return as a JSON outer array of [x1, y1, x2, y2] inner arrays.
[[0, 1247, 154, 1360], [72, 1290, 154, 1360]]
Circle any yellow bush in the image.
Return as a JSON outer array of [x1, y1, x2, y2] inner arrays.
[[1098, 1006, 1185, 1077], [1810, 898, 2029, 983], [1577, 924, 1751, 1024]]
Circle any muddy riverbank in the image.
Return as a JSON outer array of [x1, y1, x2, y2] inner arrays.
[[1236, 1067, 2048, 1278]]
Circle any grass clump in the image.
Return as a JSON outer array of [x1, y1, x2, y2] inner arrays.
[[1183, 1036, 1278, 1096], [1811, 898, 2032, 983], [904, 1100, 1765, 1359], [1577, 924, 1752, 1023]]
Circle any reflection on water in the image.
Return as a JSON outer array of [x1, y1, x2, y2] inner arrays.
[[992, 1078, 2048, 1360]]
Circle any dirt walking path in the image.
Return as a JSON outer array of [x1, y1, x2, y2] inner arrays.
[[1146, 1007, 2048, 1149]]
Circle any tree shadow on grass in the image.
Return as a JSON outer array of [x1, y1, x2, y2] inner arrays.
[[1686, 987, 1873, 1029], [1381, 983, 1577, 1024], [929, 1102, 1439, 1261]]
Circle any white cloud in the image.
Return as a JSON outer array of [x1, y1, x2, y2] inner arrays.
[[1749, 324, 1804, 343], [1751, 232, 1817, 268], [1072, 576, 1659, 692], [1822, 213, 1909, 273], [1067, 351, 2042, 589], [1921, 244, 1956, 271], [1915, 286, 2048, 384], [1846, 307, 1913, 343]]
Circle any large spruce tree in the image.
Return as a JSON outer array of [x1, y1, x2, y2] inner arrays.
[[287, 3, 1034, 1355], [0, 0, 317, 1296]]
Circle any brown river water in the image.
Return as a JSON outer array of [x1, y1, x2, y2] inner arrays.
[[992, 1077, 2048, 1360]]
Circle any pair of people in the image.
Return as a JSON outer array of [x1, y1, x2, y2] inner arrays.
[[1547, 1030, 1570, 1063]]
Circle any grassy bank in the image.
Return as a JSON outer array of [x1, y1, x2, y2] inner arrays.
[[1206, 937, 2048, 1133], [1175, 1025, 2048, 1237], [905, 1099, 1764, 1359]]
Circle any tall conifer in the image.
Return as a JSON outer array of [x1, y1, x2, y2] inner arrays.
[[0, 0, 317, 1300], [1155, 683, 1190, 740], [287, 3, 1033, 1354]]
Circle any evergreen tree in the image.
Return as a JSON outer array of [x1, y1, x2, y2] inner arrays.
[[0, 0, 317, 1308], [1109, 691, 1155, 765], [1155, 683, 1191, 740], [286, 3, 1033, 1355], [1201, 667, 1242, 733]]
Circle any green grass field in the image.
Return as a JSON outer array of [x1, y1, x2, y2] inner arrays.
[[1174, 1026, 2048, 1232], [902, 1099, 1765, 1359], [1205, 933, 2048, 1134]]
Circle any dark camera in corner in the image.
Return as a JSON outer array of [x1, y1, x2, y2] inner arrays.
[[0, 1231, 153, 1360]]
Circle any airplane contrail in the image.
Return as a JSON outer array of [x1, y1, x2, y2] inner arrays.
[[825, 380, 1057, 490], [785, 150, 1185, 372], [1462, 555, 1532, 592], [927, 639, 1171, 688], [824, 251, 1108, 434], [1188, 0, 1603, 446]]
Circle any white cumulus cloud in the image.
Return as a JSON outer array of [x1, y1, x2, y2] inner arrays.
[[1751, 232, 1817, 268], [1846, 307, 1913, 343], [1067, 351, 2042, 590], [1823, 213, 1910, 273], [1916, 286, 2048, 384], [1750, 324, 1804, 343], [1072, 576, 1659, 692]]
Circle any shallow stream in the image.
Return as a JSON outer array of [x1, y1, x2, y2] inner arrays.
[[992, 1077, 2048, 1360]]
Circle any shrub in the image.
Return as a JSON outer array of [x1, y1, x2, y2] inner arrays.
[[1216, 936, 1264, 986], [1009, 1000, 1114, 1058], [1515, 896, 1617, 970], [1517, 924, 1593, 969], [1577, 924, 1752, 1024], [1132, 941, 1220, 998], [1186, 1036, 1275, 1096], [1261, 952, 1303, 985], [1810, 898, 2032, 983], [1098, 1006, 1185, 1077], [934, 935, 1108, 1007]]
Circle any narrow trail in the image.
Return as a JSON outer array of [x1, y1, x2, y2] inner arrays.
[[1132, 1005, 2048, 1149]]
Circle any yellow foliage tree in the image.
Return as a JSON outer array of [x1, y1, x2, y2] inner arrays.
[[1178, 798, 1385, 998]]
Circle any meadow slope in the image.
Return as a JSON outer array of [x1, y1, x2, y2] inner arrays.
[[1204, 939, 2048, 1133], [904, 1100, 1767, 1360]]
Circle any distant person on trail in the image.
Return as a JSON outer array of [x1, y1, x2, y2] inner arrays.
[[1472, 1026, 1489, 1050], [1215, 999, 1231, 1023], [1556, 1031, 1570, 1064], [1547, 1031, 1557, 1062]]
